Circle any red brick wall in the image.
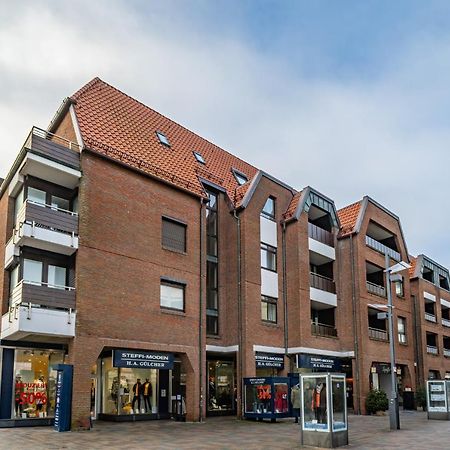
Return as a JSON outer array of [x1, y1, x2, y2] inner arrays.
[[338, 200, 416, 414], [71, 151, 205, 426]]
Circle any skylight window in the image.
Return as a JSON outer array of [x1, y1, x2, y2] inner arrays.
[[193, 151, 205, 164], [156, 131, 170, 147], [232, 169, 248, 186]]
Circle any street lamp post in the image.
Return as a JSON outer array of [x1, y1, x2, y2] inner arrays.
[[385, 254, 400, 430]]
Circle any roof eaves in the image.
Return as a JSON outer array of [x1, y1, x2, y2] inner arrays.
[[47, 97, 74, 134]]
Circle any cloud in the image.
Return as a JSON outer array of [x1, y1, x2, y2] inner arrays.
[[1, 0, 450, 265]]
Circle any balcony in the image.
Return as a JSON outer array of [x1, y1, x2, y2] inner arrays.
[[1, 280, 76, 341], [427, 345, 439, 355], [5, 200, 78, 262], [368, 327, 389, 341], [365, 235, 400, 262], [444, 349, 450, 358], [308, 223, 334, 247], [310, 272, 335, 293], [425, 312, 437, 323], [311, 322, 338, 338], [442, 318, 450, 328], [366, 281, 386, 298], [6, 128, 81, 199]]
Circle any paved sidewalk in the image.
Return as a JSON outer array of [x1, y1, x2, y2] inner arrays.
[[0, 411, 447, 449]]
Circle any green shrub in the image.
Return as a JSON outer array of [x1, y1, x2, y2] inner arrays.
[[415, 386, 427, 410], [366, 389, 389, 414]]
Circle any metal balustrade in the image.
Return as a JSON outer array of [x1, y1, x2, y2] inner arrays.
[[365, 235, 400, 261], [366, 281, 386, 298], [308, 223, 334, 247], [311, 322, 338, 338], [310, 272, 336, 293], [368, 327, 389, 341]]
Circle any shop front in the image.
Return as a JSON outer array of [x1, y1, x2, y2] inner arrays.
[[0, 343, 66, 427], [369, 362, 411, 407], [95, 349, 180, 421], [206, 355, 236, 416]]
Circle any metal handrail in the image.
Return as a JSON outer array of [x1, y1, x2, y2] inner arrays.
[[24, 199, 78, 217], [11, 280, 76, 295], [310, 272, 336, 293], [424, 312, 437, 322], [444, 349, 450, 357], [365, 235, 401, 262], [308, 222, 334, 247], [426, 345, 438, 355], [366, 281, 386, 297], [311, 321, 338, 337], [368, 326, 389, 341], [30, 126, 80, 152], [442, 318, 450, 327]]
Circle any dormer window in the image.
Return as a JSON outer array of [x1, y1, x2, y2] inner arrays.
[[193, 151, 205, 164], [156, 131, 170, 147], [232, 169, 248, 186]]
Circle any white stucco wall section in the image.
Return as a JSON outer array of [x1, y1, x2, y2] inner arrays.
[[261, 269, 278, 298], [260, 216, 277, 247], [310, 287, 337, 307], [308, 238, 335, 260]]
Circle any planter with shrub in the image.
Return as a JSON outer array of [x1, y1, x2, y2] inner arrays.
[[366, 389, 389, 415]]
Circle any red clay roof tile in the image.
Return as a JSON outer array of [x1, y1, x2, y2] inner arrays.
[[71, 78, 259, 200], [337, 200, 362, 237]]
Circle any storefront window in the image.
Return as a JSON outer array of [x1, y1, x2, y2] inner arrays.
[[302, 376, 328, 430], [101, 356, 158, 415], [244, 382, 271, 414], [331, 376, 346, 430], [207, 360, 235, 412], [273, 382, 289, 413], [13, 349, 64, 419]]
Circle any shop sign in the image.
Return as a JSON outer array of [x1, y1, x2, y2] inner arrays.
[[54, 364, 73, 432], [113, 350, 174, 369], [255, 353, 284, 369], [296, 354, 341, 371], [372, 363, 401, 375], [246, 377, 268, 385]]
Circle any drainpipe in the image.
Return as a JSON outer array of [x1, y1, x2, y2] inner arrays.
[[282, 222, 288, 355], [199, 198, 205, 422], [350, 234, 361, 414], [233, 210, 243, 418]]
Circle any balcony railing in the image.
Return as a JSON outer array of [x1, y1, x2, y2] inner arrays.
[[25, 127, 81, 170], [368, 327, 389, 341], [311, 322, 338, 338], [366, 281, 386, 298], [308, 223, 334, 247], [16, 199, 78, 235], [444, 349, 450, 358], [427, 345, 438, 355], [442, 318, 450, 328], [365, 235, 401, 262], [310, 272, 336, 293], [10, 280, 76, 310], [425, 312, 437, 323]]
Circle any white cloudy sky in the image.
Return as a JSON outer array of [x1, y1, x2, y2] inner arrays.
[[1, 0, 450, 266]]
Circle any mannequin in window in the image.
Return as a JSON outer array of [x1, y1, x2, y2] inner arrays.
[[312, 382, 326, 423], [132, 378, 143, 413], [143, 378, 152, 413]]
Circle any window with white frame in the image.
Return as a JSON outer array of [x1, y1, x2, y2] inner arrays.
[[160, 280, 185, 311]]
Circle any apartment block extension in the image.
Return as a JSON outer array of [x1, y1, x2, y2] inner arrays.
[[0, 78, 449, 429]]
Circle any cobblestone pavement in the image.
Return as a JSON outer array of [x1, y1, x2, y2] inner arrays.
[[0, 411, 447, 450]]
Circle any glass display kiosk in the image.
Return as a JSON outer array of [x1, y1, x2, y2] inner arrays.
[[243, 377, 290, 421], [427, 380, 450, 420], [300, 373, 348, 448]]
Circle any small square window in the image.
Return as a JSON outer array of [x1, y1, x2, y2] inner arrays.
[[193, 151, 205, 164], [162, 217, 186, 253], [156, 131, 170, 147], [160, 281, 185, 311], [232, 169, 248, 186]]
